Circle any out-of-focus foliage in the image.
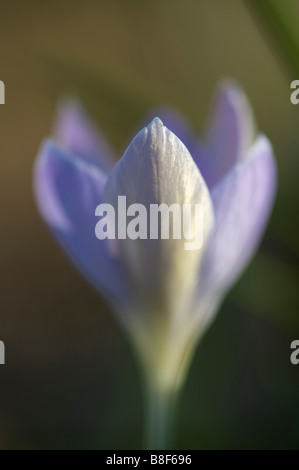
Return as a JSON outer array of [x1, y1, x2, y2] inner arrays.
[[246, 0, 299, 77]]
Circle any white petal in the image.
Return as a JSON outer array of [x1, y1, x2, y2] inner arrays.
[[102, 118, 214, 318]]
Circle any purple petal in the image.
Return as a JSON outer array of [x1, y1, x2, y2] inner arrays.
[[34, 140, 131, 305], [102, 118, 214, 315], [54, 99, 115, 173], [195, 81, 255, 189], [198, 135, 277, 308]]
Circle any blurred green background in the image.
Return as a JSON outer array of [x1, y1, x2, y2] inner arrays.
[[0, 0, 299, 449]]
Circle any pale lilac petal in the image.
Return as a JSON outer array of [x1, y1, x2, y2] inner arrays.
[[102, 118, 214, 316], [198, 136, 277, 308], [34, 140, 131, 305], [54, 100, 115, 172], [195, 82, 255, 188]]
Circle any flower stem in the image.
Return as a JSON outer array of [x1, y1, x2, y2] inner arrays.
[[143, 384, 179, 450]]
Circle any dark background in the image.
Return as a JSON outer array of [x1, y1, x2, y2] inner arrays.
[[0, 0, 299, 449]]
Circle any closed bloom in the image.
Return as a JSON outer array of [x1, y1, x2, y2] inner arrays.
[[34, 82, 276, 435]]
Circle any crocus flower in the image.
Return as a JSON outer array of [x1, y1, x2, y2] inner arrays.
[[34, 81, 276, 448]]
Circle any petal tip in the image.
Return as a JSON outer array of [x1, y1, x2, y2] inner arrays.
[[217, 78, 243, 98], [147, 116, 164, 130]]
